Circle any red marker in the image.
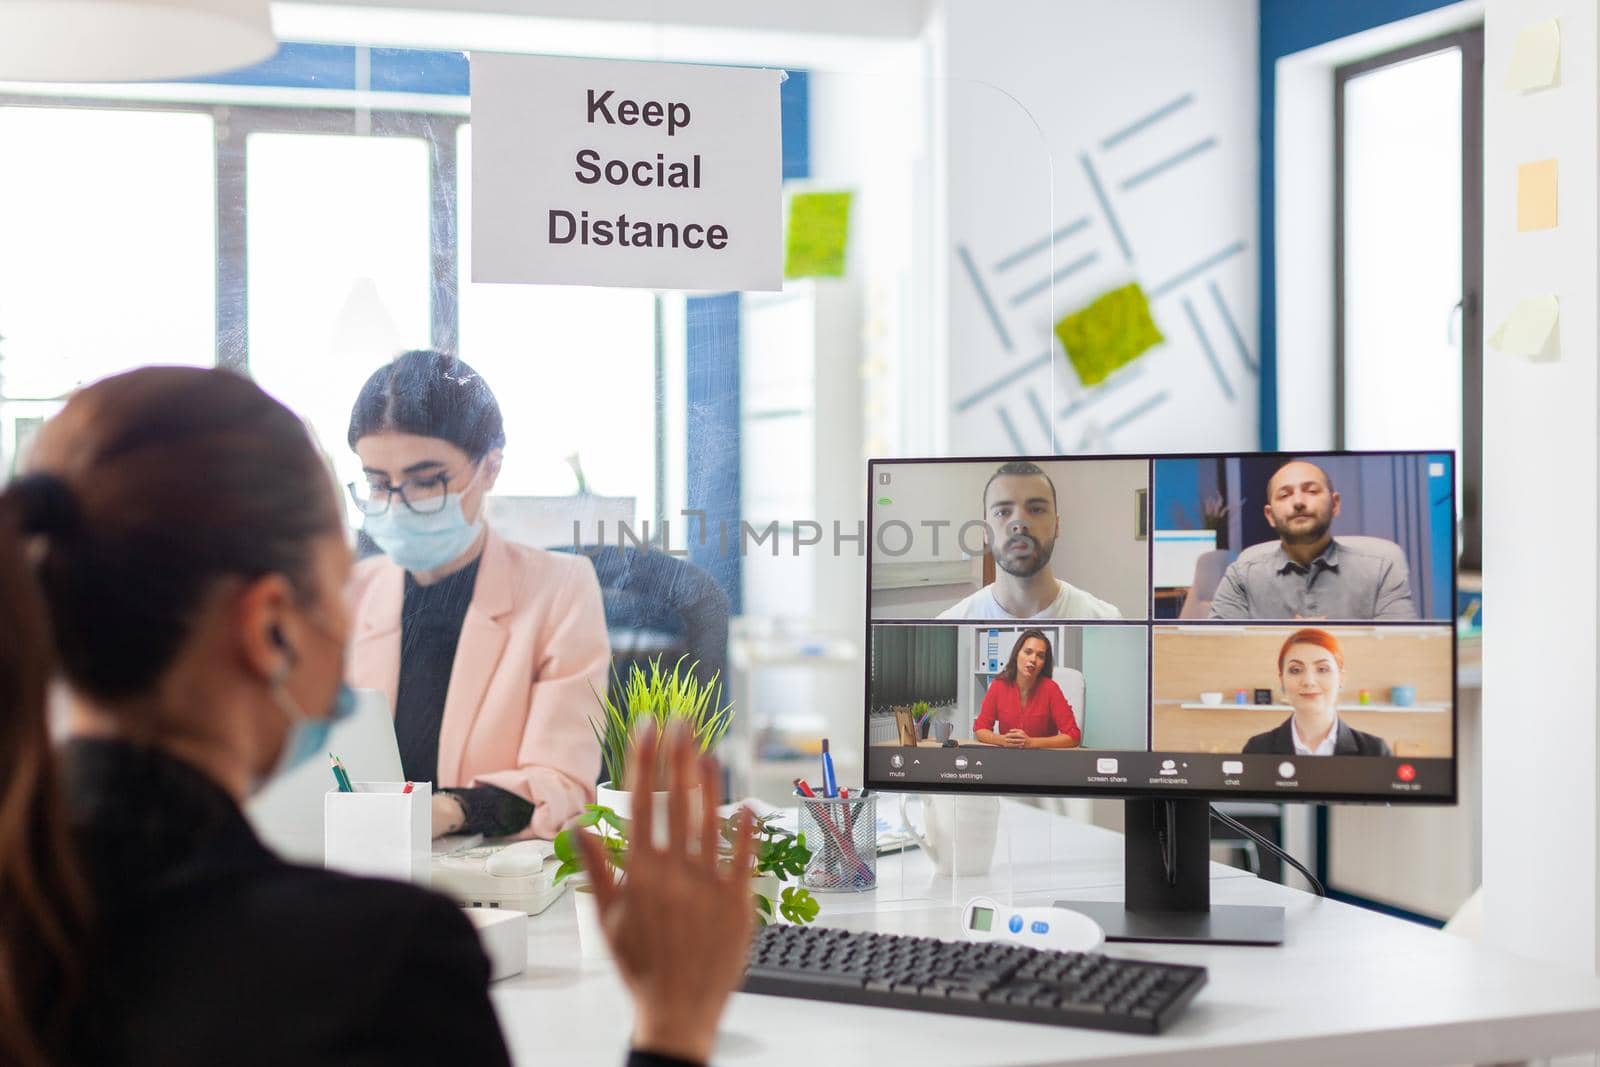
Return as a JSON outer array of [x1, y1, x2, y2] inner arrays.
[[402, 781, 414, 794], [794, 780, 870, 883]]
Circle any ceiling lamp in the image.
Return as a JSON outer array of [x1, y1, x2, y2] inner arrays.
[[0, 0, 277, 82]]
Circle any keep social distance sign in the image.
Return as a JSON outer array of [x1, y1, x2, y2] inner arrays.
[[470, 54, 783, 291]]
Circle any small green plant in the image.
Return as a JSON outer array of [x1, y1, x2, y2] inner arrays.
[[725, 812, 819, 926], [767, 884, 821, 925], [594, 655, 735, 787], [552, 804, 628, 885], [910, 699, 931, 732], [553, 805, 821, 925]]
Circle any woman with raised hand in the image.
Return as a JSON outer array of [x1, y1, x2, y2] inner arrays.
[[0, 366, 752, 1067]]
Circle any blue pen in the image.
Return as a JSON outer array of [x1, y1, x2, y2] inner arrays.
[[821, 738, 839, 798]]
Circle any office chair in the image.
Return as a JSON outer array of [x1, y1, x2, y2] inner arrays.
[[555, 542, 732, 704], [1178, 549, 1237, 619]]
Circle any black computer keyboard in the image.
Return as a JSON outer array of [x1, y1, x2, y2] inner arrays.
[[743, 924, 1207, 1034]]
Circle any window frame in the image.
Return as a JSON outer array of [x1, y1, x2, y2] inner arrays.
[[0, 93, 466, 374], [1332, 26, 1484, 571]]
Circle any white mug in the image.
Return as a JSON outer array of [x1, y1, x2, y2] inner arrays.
[[898, 794, 1000, 876]]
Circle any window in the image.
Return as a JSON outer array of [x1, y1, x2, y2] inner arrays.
[[0, 104, 215, 470], [455, 124, 658, 523], [246, 130, 434, 495], [1336, 29, 1483, 569], [0, 83, 661, 533]]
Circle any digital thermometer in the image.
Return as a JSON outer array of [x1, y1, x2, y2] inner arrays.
[[962, 896, 1106, 954]]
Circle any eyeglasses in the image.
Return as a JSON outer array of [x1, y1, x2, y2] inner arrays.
[[348, 464, 476, 517]]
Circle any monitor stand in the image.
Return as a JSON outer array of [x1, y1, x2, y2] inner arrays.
[[1056, 798, 1285, 946]]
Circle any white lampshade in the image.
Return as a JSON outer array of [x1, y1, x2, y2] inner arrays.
[[0, 0, 277, 82]]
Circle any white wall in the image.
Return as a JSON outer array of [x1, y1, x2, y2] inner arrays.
[[1482, 0, 1600, 978], [938, 0, 1258, 455], [1052, 459, 1148, 616]]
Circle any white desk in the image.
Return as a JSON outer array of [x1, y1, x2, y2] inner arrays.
[[490, 802, 1600, 1066]]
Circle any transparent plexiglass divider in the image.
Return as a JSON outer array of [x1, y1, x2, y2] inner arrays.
[[0, 49, 1087, 915], [718, 70, 1060, 907]]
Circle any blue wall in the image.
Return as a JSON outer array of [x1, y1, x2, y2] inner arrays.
[[1152, 457, 1225, 530], [686, 294, 743, 613], [1427, 452, 1454, 618], [1257, 0, 1465, 449]]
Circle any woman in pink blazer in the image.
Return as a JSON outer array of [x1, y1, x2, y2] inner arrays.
[[344, 351, 610, 840]]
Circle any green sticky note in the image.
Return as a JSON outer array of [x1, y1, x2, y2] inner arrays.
[[785, 191, 852, 278], [1054, 282, 1165, 386]]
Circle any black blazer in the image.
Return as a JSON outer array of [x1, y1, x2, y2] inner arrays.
[[1241, 718, 1393, 757], [63, 738, 512, 1067]]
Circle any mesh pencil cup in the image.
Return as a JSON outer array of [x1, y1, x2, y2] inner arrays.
[[797, 793, 876, 893]]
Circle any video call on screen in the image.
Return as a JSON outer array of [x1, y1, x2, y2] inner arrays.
[[864, 452, 1458, 802]]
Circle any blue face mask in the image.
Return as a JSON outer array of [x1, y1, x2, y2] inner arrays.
[[267, 681, 359, 784], [362, 490, 484, 573]]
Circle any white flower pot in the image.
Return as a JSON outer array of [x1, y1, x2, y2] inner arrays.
[[594, 780, 632, 818], [594, 781, 683, 848], [752, 872, 782, 924], [572, 883, 610, 960]]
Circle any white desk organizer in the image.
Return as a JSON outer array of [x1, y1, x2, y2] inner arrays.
[[464, 907, 529, 981], [325, 781, 432, 886]]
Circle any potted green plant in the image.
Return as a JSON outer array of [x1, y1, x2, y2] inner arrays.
[[731, 813, 821, 926], [1199, 492, 1231, 551], [552, 805, 629, 959], [593, 655, 735, 820], [911, 699, 932, 740], [553, 804, 819, 952]]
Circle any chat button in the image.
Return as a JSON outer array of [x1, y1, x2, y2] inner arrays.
[[1222, 760, 1244, 775]]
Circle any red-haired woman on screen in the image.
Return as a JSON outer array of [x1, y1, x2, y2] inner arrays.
[[1242, 628, 1392, 756]]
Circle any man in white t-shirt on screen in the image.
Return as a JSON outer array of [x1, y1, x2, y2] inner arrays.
[[937, 461, 1122, 620]]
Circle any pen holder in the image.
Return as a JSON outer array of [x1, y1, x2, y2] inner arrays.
[[798, 793, 876, 893], [324, 781, 432, 886]]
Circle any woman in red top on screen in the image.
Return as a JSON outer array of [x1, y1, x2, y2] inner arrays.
[[973, 629, 1081, 749]]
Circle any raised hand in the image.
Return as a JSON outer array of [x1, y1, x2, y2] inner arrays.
[[576, 722, 756, 1064]]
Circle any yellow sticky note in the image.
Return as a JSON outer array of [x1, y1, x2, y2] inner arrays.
[[1054, 283, 1164, 386], [1506, 18, 1560, 92], [784, 191, 852, 279], [1517, 159, 1558, 231], [1488, 295, 1559, 361]]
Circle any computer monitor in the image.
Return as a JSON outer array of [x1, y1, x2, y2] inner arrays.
[[863, 451, 1457, 944]]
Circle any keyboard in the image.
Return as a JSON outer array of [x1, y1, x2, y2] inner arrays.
[[743, 924, 1207, 1034]]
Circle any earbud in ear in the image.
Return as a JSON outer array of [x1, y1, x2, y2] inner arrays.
[[268, 625, 297, 683]]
